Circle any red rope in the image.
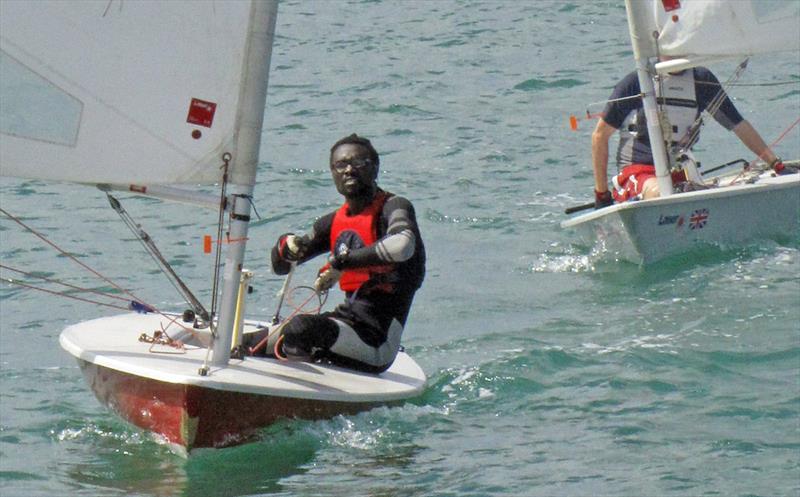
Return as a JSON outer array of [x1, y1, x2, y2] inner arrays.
[[728, 116, 800, 185], [285, 286, 326, 315], [745, 115, 800, 170], [767, 115, 800, 151], [248, 289, 320, 355]]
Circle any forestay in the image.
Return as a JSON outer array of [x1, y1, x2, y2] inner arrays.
[[0, 1, 253, 185]]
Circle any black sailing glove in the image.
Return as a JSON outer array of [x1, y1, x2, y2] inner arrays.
[[277, 233, 309, 262], [594, 190, 613, 209]]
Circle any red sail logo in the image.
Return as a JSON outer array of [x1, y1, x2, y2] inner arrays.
[[661, 0, 681, 12], [187, 98, 217, 128]]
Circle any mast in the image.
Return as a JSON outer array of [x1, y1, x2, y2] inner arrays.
[[624, 0, 674, 197], [210, 0, 278, 367]]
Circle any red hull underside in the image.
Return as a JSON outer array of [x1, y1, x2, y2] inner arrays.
[[78, 360, 386, 450]]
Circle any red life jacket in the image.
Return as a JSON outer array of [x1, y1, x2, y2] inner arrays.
[[330, 191, 394, 292]]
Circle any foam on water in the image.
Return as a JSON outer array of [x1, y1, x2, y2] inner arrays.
[[1, 1, 799, 496]]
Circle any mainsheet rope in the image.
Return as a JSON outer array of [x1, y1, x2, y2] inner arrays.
[[725, 116, 800, 186], [249, 285, 328, 358]]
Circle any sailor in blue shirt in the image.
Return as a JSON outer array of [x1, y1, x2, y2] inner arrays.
[[591, 67, 781, 208]]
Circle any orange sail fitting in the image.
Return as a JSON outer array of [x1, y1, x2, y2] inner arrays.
[[569, 111, 603, 131], [203, 235, 249, 254]]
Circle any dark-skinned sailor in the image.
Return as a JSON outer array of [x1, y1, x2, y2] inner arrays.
[[250, 133, 425, 373]]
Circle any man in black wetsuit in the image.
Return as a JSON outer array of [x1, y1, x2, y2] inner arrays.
[[253, 133, 425, 373]]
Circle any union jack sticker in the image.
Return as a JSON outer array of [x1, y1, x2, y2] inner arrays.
[[689, 208, 709, 230]]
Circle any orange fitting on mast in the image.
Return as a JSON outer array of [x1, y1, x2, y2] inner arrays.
[[202, 235, 249, 253], [568, 112, 603, 131]]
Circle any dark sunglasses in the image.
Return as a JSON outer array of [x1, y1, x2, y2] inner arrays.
[[331, 158, 372, 173]]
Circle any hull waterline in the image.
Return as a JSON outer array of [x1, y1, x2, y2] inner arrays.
[[78, 360, 391, 450], [562, 173, 800, 264], [60, 312, 427, 451]]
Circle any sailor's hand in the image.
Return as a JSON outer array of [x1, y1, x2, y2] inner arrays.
[[594, 189, 613, 209], [670, 169, 688, 184], [329, 246, 349, 270], [314, 263, 342, 293], [278, 234, 308, 261], [769, 157, 785, 174]]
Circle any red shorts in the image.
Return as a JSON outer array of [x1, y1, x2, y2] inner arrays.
[[612, 164, 655, 202]]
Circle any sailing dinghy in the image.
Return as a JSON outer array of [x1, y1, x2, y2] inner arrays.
[[0, 0, 425, 451], [562, 0, 800, 265]]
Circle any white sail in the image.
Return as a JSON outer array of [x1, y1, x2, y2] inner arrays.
[[0, 0, 254, 185], [640, 0, 800, 61], [1, 0, 426, 450]]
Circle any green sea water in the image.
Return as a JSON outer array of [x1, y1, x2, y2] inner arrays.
[[1, 1, 799, 496]]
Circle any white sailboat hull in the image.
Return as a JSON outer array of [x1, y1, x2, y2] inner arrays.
[[59, 312, 426, 450], [562, 173, 800, 265]]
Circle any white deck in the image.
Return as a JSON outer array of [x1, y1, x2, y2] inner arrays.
[[60, 312, 427, 403]]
